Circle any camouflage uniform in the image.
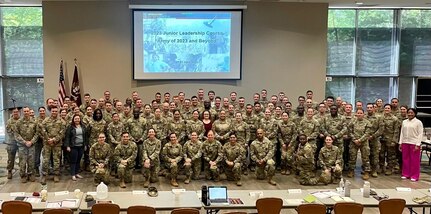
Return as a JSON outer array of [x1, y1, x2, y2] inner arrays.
[[183, 139, 202, 180], [119, 112, 132, 124], [148, 117, 168, 141], [89, 142, 111, 184], [343, 114, 354, 171], [14, 117, 38, 179], [5, 117, 20, 174], [379, 113, 400, 174], [202, 139, 223, 181], [291, 115, 304, 128], [299, 117, 320, 152], [212, 119, 231, 144], [321, 114, 347, 167], [319, 145, 342, 184], [230, 121, 249, 172], [34, 116, 45, 176], [277, 120, 297, 173], [250, 137, 276, 180], [168, 119, 187, 144], [88, 120, 107, 146], [107, 121, 124, 172], [348, 118, 372, 172], [82, 115, 92, 126], [222, 142, 244, 183], [142, 137, 161, 183], [41, 116, 66, 177], [126, 117, 147, 168], [142, 112, 155, 121], [259, 117, 278, 147], [181, 109, 193, 121], [186, 119, 205, 140], [114, 141, 137, 183], [103, 110, 113, 124], [162, 142, 183, 179], [365, 113, 384, 175], [243, 113, 258, 142], [296, 142, 318, 185]]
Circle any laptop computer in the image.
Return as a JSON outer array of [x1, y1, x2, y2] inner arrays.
[[208, 186, 229, 205]]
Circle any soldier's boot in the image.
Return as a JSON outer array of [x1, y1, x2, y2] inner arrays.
[[29, 174, 36, 182], [40, 176, 46, 184], [7, 171, 12, 179], [35, 168, 40, 177], [170, 178, 179, 187], [85, 165, 91, 172], [236, 181, 242, 186], [385, 167, 393, 176], [143, 179, 150, 188], [362, 172, 370, 180], [285, 169, 291, 175], [110, 171, 116, 177], [119, 179, 126, 188], [268, 176, 277, 186], [377, 166, 384, 174], [347, 170, 354, 178], [21, 176, 27, 183], [184, 176, 191, 184], [214, 174, 220, 182], [371, 171, 378, 178], [53, 175, 60, 183]]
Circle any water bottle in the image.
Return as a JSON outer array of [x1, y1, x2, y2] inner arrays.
[[363, 181, 370, 198], [339, 177, 345, 191], [344, 180, 351, 197], [96, 182, 108, 199]]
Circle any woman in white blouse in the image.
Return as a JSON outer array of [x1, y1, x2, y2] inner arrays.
[[399, 108, 423, 181]]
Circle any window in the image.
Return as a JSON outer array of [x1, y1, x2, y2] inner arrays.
[[355, 78, 394, 104], [325, 77, 353, 103]]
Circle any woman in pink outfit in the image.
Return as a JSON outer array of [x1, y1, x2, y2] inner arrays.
[[399, 108, 423, 181]]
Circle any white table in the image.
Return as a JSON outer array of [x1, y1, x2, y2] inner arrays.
[[0, 192, 82, 212]]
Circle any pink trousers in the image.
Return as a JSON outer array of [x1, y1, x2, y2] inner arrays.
[[401, 143, 421, 180]]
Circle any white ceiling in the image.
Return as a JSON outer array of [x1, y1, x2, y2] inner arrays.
[[1, 0, 431, 8]]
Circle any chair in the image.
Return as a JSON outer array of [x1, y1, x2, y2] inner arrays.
[[127, 205, 156, 214], [91, 203, 120, 214], [421, 141, 431, 165], [171, 208, 200, 214], [297, 204, 326, 214], [333, 202, 363, 214], [1, 201, 32, 214], [225, 212, 248, 214], [256, 197, 283, 214], [43, 208, 73, 214], [379, 198, 406, 214]]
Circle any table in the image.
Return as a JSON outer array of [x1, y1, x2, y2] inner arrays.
[[78, 191, 202, 212], [0, 192, 82, 212]]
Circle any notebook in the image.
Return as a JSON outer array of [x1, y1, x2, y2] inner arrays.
[[208, 186, 229, 205]]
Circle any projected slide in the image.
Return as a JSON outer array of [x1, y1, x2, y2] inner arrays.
[[133, 10, 242, 80]]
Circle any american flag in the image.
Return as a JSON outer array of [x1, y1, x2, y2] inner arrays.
[[58, 60, 66, 107]]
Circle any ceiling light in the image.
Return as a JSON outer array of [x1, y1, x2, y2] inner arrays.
[[355, 1, 364, 5]]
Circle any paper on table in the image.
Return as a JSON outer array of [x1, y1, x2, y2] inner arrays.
[[132, 190, 147, 195], [172, 189, 186, 194], [303, 195, 316, 203], [10, 192, 25, 197], [396, 187, 411, 192], [61, 199, 78, 208], [331, 196, 344, 202], [360, 188, 376, 192], [87, 192, 97, 196], [288, 189, 302, 194], [54, 191, 69, 196], [46, 201, 62, 208], [325, 191, 341, 197], [249, 191, 263, 197], [285, 199, 304, 204], [342, 197, 354, 202], [311, 192, 331, 199], [24, 197, 42, 203]]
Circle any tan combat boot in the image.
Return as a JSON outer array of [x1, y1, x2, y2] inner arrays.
[[171, 178, 179, 187], [184, 176, 191, 184], [40, 175, 46, 184], [7, 171, 12, 179], [21, 176, 27, 183], [53, 175, 60, 182], [371, 171, 378, 178], [119, 179, 126, 188], [362, 172, 370, 180], [236, 181, 242, 186], [28, 174, 36, 182], [143, 179, 150, 188], [268, 176, 277, 186], [347, 170, 354, 178]]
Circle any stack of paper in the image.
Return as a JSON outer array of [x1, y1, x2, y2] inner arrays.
[[331, 196, 354, 202]]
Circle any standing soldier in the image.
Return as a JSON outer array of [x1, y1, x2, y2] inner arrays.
[[5, 108, 20, 179], [250, 129, 276, 185], [34, 107, 47, 177], [186, 110, 205, 140], [15, 107, 38, 183], [379, 104, 401, 176], [202, 130, 223, 181], [291, 105, 305, 127], [243, 104, 258, 172], [230, 112, 250, 174], [41, 107, 65, 183], [321, 105, 347, 168], [82, 106, 93, 126], [259, 109, 278, 149], [365, 103, 383, 177], [296, 134, 318, 185], [319, 136, 342, 184], [278, 112, 297, 175], [119, 104, 132, 124], [142, 104, 154, 120], [162, 133, 183, 187], [107, 112, 124, 175], [89, 133, 111, 186], [168, 110, 187, 145], [222, 132, 244, 186], [212, 110, 231, 145], [148, 108, 168, 141], [183, 132, 202, 184], [114, 132, 137, 188], [126, 108, 147, 169], [299, 108, 320, 156], [142, 128, 161, 187], [347, 109, 372, 180], [86, 109, 107, 171]]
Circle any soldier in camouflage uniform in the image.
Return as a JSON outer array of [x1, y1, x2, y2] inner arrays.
[[102, 102, 114, 124], [202, 130, 223, 181], [230, 112, 250, 174], [347, 109, 372, 180], [162, 133, 183, 187], [114, 132, 137, 188], [299, 108, 320, 155], [14, 107, 38, 183], [277, 112, 297, 175], [181, 99, 193, 121], [186, 110, 205, 140], [142, 128, 161, 187], [119, 104, 132, 124], [34, 107, 47, 177], [89, 133, 111, 186], [183, 132, 202, 184], [126, 108, 147, 169], [168, 110, 186, 145], [212, 110, 231, 145], [321, 105, 347, 168], [148, 108, 168, 141], [365, 103, 383, 177], [379, 104, 400, 176], [295, 134, 318, 185], [342, 104, 354, 172], [319, 136, 342, 184], [107, 113, 124, 174], [250, 129, 276, 185], [5, 108, 20, 179], [291, 105, 305, 127], [41, 107, 65, 183], [243, 104, 258, 173], [142, 104, 155, 120], [86, 109, 107, 171], [82, 106, 93, 126], [222, 132, 244, 186], [253, 102, 265, 120], [259, 109, 278, 149]]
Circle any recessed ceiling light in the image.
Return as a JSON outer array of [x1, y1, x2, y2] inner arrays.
[[355, 1, 364, 5]]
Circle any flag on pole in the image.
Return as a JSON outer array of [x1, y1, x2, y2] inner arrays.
[[58, 60, 66, 107], [71, 61, 82, 106]]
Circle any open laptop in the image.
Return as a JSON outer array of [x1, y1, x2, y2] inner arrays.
[[208, 186, 229, 205]]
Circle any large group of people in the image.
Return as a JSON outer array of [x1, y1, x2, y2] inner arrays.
[[4, 88, 424, 188]]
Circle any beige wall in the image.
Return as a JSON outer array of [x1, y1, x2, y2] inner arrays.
[[43, 1, 327, 105]]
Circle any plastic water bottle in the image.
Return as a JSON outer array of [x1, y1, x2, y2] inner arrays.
[[344, 180, 351, 197], [339, 177, 345, 191], [96, 182, 108, 199], [363, 181, 370, 198]]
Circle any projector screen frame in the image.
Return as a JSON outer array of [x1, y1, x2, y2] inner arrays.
[[132, 9, 243, 81]]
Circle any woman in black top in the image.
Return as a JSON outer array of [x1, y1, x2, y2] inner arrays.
[[65, 115, 88, 181]]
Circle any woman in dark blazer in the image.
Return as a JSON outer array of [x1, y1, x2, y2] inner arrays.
[[65, 115, 88, 181]]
